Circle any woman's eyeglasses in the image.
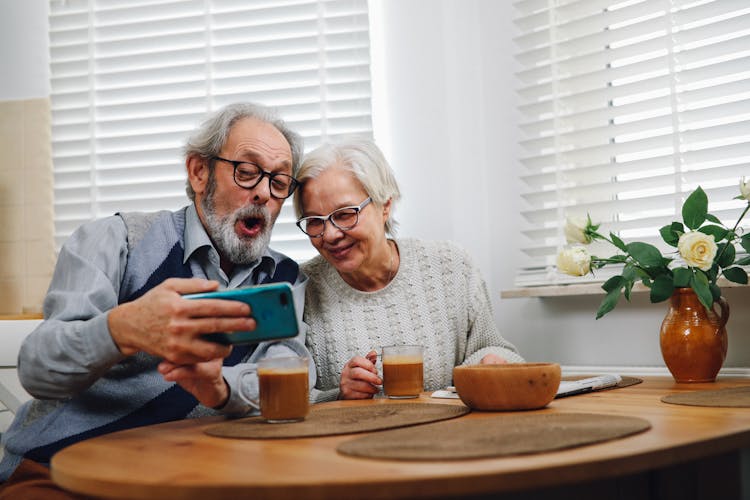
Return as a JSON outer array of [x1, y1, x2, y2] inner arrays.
[[296, 197, 372, 237]]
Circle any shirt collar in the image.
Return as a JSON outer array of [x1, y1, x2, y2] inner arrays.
[[184, 203, 212, 264]]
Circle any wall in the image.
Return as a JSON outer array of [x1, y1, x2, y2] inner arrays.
[[0, 0, 54, 315], [370, 0, 750, 371]]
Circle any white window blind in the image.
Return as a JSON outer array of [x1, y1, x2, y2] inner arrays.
[[513, 0, 750, 287], [48, 0, 372, 263]]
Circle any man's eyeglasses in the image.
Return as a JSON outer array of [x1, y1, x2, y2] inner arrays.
[[212, 156, 299, 199], [296, 197, 372, 237]]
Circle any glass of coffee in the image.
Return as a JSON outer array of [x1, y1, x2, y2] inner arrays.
[[381, 345, 423, 398], [257, 356, 310, 423]]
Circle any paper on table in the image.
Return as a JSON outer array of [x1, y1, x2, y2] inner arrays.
[[431, 386, 460, 399], [556, 374, 622, 398], [431, 390, 459, 399]]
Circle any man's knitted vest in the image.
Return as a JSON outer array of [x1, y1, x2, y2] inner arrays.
[[0, 208, 299, 471]]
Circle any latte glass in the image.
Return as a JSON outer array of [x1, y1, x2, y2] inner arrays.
[[256, 356, 310, 423], [381, 345, 424, 398]]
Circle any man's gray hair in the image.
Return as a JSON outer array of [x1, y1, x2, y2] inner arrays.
[[184, 102, 303, 201], [293, 137, 401, 236]]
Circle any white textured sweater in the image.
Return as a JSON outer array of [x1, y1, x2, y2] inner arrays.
[[302, 238, 524, 402]]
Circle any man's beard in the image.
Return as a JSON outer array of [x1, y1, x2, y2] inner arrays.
[[201, 177, 276, 266]]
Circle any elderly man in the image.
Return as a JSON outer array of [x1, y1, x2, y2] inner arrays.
[[0, 102, 313, 497]]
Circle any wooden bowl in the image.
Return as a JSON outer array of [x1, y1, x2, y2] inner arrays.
[[452, 363, 561, 411]]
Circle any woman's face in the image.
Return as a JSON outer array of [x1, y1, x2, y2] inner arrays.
[[299, 165, 390, 277]]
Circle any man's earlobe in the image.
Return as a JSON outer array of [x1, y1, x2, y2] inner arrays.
[[186, 155, 209, 195]]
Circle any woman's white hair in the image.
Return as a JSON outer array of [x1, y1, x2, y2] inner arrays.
[[293, 137, 401, 236]]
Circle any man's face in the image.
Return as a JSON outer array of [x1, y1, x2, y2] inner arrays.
[[191, 117, 293, 266]]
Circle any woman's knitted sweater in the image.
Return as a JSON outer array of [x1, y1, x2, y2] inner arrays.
[[302, 238, 524, 402]]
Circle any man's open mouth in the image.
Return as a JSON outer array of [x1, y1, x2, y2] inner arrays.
[[237, 217, 264, 238]]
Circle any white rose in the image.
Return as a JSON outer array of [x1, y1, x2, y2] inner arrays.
[[740, 177, 750, 201], [677, 232, 717, 271], [556, 247, 592, 276], [564, 216, 591, 244]]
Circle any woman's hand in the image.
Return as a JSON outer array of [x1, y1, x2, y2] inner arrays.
[[480, 353, 508, 365], [339, 350, 381, 399]]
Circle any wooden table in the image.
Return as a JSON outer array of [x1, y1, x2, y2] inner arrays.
[[51, 377, 750, 499]]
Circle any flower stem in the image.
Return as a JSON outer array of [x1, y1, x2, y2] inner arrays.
[[590, 231, 617, 247], [712, 202, 750, 266]]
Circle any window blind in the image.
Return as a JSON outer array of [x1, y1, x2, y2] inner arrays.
[[48, 0, 372, 263], [513, 0, 750, 286]]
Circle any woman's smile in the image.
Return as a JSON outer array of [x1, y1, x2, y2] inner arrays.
[[324, 241, 356, 260]]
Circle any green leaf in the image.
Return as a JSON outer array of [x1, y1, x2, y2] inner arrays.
[[698, 225, 728, 242], [741, 233, 750, 254], [624, 283, 632, 301], [672, 267, 692, 288], [596, 289, 622, 320], [610, 233, 627, 252], [723, 267, 748, 284], [737, 256, 750, 266], [717, 243, 735, 268], [602, 275, 625, 293], [652, 266, 672, 279], [650, 275, 674, 303], [682, 186, 708, 230], [659, 224, 680, 247], [626, 242, 665, 268], [705, 213, 721, 224], [690, 272, 713, 310], [622, 264, 639, 281]]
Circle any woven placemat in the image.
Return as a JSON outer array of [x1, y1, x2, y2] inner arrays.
[[337, 412, 651, 461], [612, 375, 642, 389], [661, 386, 750, 407], [205, 403, 470, 439]]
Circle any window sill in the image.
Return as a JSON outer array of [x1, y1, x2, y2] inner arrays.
[[501, 278, 747, 299], [0, 313, 43, 320]]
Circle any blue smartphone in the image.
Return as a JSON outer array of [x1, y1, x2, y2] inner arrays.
[[184, 283, 298, 345]]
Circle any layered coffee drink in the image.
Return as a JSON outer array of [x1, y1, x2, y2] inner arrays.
[[257, 358, 309, 422], [381, 345, 424, 398]]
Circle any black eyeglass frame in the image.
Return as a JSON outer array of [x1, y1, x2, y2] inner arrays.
[[212, 156, 299, 199], [296, 197, 372, 237]]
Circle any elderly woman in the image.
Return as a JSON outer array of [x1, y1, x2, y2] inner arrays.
[[293, 138, 524, 402]]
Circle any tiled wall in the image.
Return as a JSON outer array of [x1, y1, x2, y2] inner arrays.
[[0, 98, 55, 315]]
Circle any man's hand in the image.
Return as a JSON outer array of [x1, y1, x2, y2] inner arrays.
[[158, 358, 229, 409], [339, 350, 381, 399], [108, 278, 255, 364]]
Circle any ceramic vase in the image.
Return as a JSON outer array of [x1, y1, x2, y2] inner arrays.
[[659, 287, 729, 383]]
